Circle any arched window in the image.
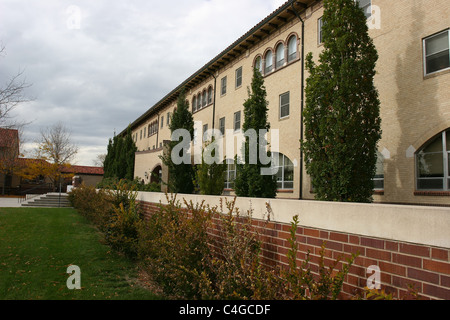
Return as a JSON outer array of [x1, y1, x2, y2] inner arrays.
[[202, 90, 207, 107], [416, 130, 450, 190], [276, 43, 285, 68], [287, 36, 298, 62], [192, 96, 197, 112], [265, 50, 273, 74], [223, 159, 236, 189], [271, 153, 294, 189], [254, 56, 262, 73], [197, 93, 202, 110], [150, 165, 162, 184], [255, 56, 261, 70], [208, 86, 213, 104]]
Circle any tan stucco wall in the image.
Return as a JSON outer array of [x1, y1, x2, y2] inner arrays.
[[132, 0, 450, 205]]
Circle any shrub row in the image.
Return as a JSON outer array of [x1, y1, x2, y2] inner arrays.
[[69, 184, 415, 300]]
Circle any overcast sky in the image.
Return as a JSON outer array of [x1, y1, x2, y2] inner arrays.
[[0, 0, 287, 166]]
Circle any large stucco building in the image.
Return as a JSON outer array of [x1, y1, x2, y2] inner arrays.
[[122, 0, 450, 206]]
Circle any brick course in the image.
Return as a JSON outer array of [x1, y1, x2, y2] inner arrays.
[[139, 199, 450, 300]]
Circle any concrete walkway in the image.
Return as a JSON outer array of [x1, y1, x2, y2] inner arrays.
[[0, 197, 23, 208]]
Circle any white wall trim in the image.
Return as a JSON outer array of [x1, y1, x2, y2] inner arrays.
[[137, 192, 450, 249]]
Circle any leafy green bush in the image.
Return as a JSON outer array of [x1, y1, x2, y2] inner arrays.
[[137, 194, 212, 299], [69, 181, 143, 259], [198, 198, 282, 300], [106, 200, 141, 259], [68, 185, 114, 231], [97, 177, 161, 192], [282, 215, 358, 300], [70, 186, 362, 300]]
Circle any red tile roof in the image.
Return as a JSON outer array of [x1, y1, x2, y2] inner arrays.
[[61, 165, 104, 175], [17, 159, 104, 175]]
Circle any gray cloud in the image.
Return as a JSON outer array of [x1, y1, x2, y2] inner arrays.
[[0, 0, 287, 165]]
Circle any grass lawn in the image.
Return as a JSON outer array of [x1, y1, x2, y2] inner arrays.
[[0, 207, 162, 300]]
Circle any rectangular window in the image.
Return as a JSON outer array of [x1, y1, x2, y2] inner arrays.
[[424, 29, 450, 75], [219, 117, 226, 136], [221, 76, 227, 95], [167, 112, 170, 125], [161, 116, 164, 128], [318, 17, 323, 44], [236, 67, 243, 88], [224, 163, 236, 189], [280, 92, 290, 119], [373, 152, 384, 190], [356, 0, 372, 20], [234, 111, 241, 132], [203, 124, 208, 141]]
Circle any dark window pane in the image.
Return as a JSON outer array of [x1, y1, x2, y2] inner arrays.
[[417, 152, 444, 177], [426, 50, 450, 74], [417, 178, 443, 190]]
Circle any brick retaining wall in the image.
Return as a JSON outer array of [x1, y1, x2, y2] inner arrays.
[[138, 196, 450, 300]]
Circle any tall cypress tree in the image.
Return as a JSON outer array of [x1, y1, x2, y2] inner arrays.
[[195, 140, 226, 195], [103, 138, 114, 178], [302, 0, 381, 202], [234, 68, 278, 198], [103, 126, 137, 181], [123, 126, 137, 180], [160, 88, 196, 194]]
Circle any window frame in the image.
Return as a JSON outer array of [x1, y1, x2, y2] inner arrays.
[[416, 130, 450, 191], [221, 76, 227, 96], [356, 0, 372, 20], [318, 17, 323, 45], [254, 56, 263, 73], [271, 152, 294, 190], [203, 123, 208, 142], [192, 96, 197, 112], [373, 151, 385, 191], [287, 36, 298, 63], [423, 29, 450, 76], [197, 93, 202, 110], [279, 92, 290, 119], [234, 111, 241, 132], [208, 86, 213, 104], [224, 160, 236, 190], [265, 50, 274, 74], [219, 117, 226, 136], [276, 43, 285, 69], [202, 90, 207, 108], [235, 67, 243, 89]]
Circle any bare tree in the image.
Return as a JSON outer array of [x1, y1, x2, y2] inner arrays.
[[25, 122, 79, 191], [38, 122, 78, 165], [0, 44, 32, 129], [93, 153, 106, 167]]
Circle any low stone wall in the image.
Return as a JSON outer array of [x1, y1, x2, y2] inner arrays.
[[137, 192, 450, 300]]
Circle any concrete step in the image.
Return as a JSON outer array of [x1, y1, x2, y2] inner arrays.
[[21, 193, 72, 208]]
